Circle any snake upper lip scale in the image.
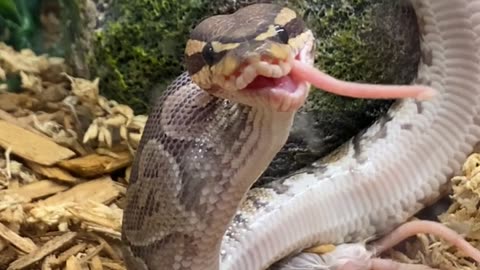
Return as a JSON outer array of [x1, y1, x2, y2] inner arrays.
[[121, 1, 480, 270]]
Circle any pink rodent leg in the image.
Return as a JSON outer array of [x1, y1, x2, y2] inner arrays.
[[291, 59, 437, 100], [370, 258, 438, 270], [372, 220, 480, 264], [336, 257, 438, 270], [336, 220, 479, 270]]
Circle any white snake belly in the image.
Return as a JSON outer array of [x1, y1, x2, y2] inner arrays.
[[220, 1, 480, 269]]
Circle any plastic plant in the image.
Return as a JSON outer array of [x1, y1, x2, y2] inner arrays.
[[0, 0, 42, 52]]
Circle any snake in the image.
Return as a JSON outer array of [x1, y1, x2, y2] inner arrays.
[[121, 1, 480, 269]]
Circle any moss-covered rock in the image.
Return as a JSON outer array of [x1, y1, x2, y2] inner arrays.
[[84, 0, 212, 113]]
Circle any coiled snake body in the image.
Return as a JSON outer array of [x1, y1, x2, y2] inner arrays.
[[121, 1, 480, 269]]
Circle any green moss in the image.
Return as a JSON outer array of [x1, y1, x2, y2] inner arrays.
[[89, 0, 211, 113], [307, 1, 419, 82]]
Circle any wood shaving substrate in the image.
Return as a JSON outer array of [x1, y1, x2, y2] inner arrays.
[[0, 42, 479, 270]]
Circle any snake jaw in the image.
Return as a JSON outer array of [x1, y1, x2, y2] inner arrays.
[[209, 32, 315, 112], [261, 79, 310, 112], [212, 67, 310, 112], [243, 35, 315, 112]]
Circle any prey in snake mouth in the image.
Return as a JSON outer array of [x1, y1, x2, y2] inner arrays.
[[184, 3, 436, 113], [184, 4, 316, 112]]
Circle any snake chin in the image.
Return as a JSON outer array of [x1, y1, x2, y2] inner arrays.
[[262, 80, 310, 112]]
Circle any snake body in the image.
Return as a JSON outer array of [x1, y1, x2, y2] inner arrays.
[[122, 1, 480, 269]]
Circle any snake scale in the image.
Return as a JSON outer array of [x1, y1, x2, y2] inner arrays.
[[121, 1, 480, 269]]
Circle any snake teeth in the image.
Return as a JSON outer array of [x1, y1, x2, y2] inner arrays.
[[279, 61, 292, 75], [233, 59, 294, 90], [254, 61, 284, 78], [235, 66, 257, 89]]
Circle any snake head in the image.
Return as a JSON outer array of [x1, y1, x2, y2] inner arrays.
[[184, 4, 315, 112]]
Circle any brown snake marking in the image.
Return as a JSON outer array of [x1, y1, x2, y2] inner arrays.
[[122, 1, 480, 269]]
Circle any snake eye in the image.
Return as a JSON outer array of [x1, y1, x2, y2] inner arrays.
[[202, 42, 215, 65], [274, 25, 289, 44]]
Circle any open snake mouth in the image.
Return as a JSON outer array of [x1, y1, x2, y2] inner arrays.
[[246, 75, 299, 93], [233, 43, 315, 112], [242, 55, 303, 94], [199, 37, 316, 112], [241, 56, 310, 111], [237, 47, 313, 94]]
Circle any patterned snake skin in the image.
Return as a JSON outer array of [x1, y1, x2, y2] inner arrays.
[[122, 1, 480, 269]]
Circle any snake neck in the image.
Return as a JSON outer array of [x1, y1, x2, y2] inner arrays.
[[122, 72, 299, 270], [191, 93, 298, 270]]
